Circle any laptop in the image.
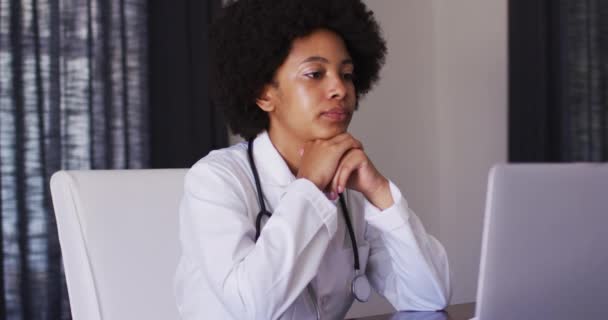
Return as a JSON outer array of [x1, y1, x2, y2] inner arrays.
[[474, 163, 608, 320]]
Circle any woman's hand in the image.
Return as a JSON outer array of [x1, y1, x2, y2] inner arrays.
[[298, 133, 394, 209], [296, 133, 362, 192], [329, 148, 394, 209]]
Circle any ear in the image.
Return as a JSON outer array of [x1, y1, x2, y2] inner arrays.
[[255, 84, 276, 112]]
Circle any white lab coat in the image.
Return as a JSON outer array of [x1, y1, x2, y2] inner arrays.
[[174, 131, 451, 320]]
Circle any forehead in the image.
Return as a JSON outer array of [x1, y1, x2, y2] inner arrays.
[[284, 29, 352, 65]]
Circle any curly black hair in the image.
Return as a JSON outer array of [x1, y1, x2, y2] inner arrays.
[[210, 0, 387, 140]]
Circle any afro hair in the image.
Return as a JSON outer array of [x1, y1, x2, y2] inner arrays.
[[210, 0, 387, 140]]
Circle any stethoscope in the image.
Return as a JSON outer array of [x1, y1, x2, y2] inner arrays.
[[247, 139, 372, 314]]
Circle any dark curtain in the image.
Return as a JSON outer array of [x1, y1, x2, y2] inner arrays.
[[0, 0, 148, 318], [1, 0, 227, 318], [509, 0, 608, 162], [149, 0, 227, 168]]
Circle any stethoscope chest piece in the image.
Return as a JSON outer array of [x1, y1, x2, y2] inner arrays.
[[352, 273, 371, 302]]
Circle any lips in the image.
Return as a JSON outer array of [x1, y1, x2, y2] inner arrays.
[[321, 108, 350, 121]]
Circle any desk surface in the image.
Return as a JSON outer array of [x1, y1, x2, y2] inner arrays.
[[352, 303, 475, 320]]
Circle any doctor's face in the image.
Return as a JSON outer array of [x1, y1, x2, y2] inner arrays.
[[258, 28, 357, 142]]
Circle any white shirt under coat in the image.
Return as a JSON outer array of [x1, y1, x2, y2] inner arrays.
[[174, 131, 451, 320]]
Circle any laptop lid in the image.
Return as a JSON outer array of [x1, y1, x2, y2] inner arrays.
[[475, 163, 608, 320]]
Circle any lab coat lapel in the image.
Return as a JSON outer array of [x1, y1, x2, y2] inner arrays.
[[252, 131, 297, 187]]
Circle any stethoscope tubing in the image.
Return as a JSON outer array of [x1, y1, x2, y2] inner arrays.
[[246, 138, 369, 311], [247, 139, 360, 270]]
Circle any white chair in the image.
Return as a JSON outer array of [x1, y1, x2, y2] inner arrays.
[[50, 169, 391, 319], [50, 169, 187, 320]]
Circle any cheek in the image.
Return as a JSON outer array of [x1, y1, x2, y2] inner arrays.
[[292, 84, 322, 111]]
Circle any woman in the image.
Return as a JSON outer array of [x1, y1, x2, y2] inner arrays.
[[174, 0, 451, 319]]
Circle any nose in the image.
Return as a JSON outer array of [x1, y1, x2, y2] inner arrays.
[[328, 74, 347, 100]]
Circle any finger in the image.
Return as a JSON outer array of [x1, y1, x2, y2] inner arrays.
[[332, 134, 361, 148], [331, 164, 342, 194], [337, 164, 355, 194], [328, 133, 365, 152], [333, 148, 360, 193], [326, 188, 338, 201], [323, 180, 338, 200], [337, 151, 365, 192], [332, 137, 363, 160]]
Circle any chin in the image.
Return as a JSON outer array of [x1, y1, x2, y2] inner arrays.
[[313, 125, 349, 140]]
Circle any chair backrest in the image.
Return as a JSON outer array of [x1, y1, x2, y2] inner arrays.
[[50, 169, 187, 320]]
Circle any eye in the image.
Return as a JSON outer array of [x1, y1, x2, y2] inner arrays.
[[342, 73, 355, 81], [305, 71, 324, 79]]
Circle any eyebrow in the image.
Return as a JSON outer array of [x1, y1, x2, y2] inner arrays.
[[300, 56, 354, 66]]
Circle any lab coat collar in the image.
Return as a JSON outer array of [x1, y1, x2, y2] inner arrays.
[[252, 131, 297, 187]]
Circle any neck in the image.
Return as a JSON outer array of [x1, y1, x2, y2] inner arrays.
[[267, 127, 305, 176]]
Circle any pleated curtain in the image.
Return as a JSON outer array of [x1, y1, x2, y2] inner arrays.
[[558, 0, 608, 161], [509, 0, 608, 162], [0, 0, 148, 318]]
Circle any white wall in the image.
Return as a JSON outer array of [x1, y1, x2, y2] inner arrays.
[[433, 0, 508, 304], [348, 0, 507, 316]]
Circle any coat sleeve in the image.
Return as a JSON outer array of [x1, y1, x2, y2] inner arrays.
[[178, 160, 337, 319], [362, 180, 452, 311]]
